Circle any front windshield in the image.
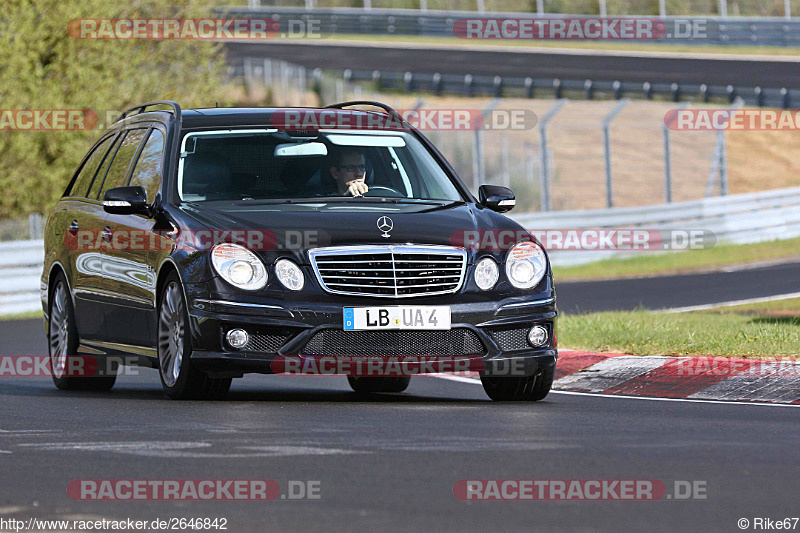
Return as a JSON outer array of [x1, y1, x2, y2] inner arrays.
[[177, 129, 463, 203]]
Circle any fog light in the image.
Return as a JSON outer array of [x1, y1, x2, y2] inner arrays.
[[528, 325, 548, 347], [226, 328, 249, 349]]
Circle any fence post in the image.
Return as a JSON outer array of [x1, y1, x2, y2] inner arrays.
[[786, 0, 792, 20], [420, 0, 428, 10], [525, 142, 536, 209], [477, 0, 485, 12], [599, 0, 607, 17], [28, 213, 43, 240], [537, 0, 544, 15], [659, 0, 666, 17], [706, 100, 740, 196], [602, 99, 629, 209], [663, 102, 687, 203], [538, 99, 568, 212], [501, 134, 510, 187], [472, 99, 501, 190], [718, 0, 728, 17]]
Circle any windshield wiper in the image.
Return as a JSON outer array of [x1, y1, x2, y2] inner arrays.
[[417, 200, 466, 212]]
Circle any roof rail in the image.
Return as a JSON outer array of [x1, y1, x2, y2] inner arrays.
[[116, 101, 182, 124], [324, 100, 404, 121]]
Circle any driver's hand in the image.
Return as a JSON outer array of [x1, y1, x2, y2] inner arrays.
[[345, 180, 369, 197]]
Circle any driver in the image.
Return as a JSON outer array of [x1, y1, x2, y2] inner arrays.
[[329, 147, 368, 197]]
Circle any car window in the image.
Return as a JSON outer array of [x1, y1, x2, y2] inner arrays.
[[177, 130, 462, 202], [86, 134, 123, 201], [93, 128, 148, 199], [128, 129, 165, 203], [66, 135, 116, 198]]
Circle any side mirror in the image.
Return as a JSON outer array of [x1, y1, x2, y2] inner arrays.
[[478, 185, 516, 213], [103, 186, 149, 215]]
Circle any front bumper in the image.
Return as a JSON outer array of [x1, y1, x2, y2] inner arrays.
[[184, 284, 558, 379]]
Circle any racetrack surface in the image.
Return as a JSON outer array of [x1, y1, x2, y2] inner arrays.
[[1, 320, 798, 533], [225, 41, 800, 89], [556, 260, 800, 313]]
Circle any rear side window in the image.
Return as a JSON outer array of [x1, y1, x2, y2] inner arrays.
[[87, 134, 123, 200], [66, 135, 115, 198], [128, 129, 165, 202], [92, 129, 148, 199]]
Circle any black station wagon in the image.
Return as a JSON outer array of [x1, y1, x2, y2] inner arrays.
[[41, 101, 558, 401]]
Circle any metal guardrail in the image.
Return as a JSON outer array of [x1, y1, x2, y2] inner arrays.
[[2, 187, 800, 314], [0, 240, 44, 317], [340, 69, 800, 109], [226, 6, 800, 46], [229, 58, 800, 109], [512, 186, 800, 265]]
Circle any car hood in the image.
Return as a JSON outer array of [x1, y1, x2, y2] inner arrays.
[[178, 200, 529, 264]]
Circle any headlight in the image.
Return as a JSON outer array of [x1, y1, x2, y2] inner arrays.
[[474, 257, 499, 291], [275, 259, 304, 291], [505, 241, 547, 289], [211, 243, 268, 290]]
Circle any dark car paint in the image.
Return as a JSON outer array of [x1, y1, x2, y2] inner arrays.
[[42, 107, 557, 378]]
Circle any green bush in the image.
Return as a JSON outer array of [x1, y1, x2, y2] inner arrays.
[[0, 0, 228, 219]]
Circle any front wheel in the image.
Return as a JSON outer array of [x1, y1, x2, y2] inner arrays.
[[157, 274, 231, 400], [480, 365, 554, 402], [347, 376, 411, 394]]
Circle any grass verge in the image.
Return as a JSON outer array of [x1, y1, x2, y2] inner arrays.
[[552, 237, 800, 281], [0, 310, 43, 321], [560, 310, 800, 358]]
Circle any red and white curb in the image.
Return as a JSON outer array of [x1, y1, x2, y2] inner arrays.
[[438, 350, 800, 405], [553, 350, 800, 404]]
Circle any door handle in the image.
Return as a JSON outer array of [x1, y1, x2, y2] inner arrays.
[[68, 220, 79, 235], [101, 225, 113, 243]]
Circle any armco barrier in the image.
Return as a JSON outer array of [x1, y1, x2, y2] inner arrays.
[[512, 186, 800, 265], [2, 186, 800, 315], [0, 240, 44, 316], [226, 6, 800, 47]]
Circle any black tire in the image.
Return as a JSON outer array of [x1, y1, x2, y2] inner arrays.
[[347, 376, 411, 394], [48, 273, 116, 391], [157, 273, 231, 400], [480, 364, 555, 402]]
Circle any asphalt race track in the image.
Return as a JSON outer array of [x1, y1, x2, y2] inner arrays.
[[555, 260, 800, 313], [1, 263, 799, 533], [226, 41, 800, 88], [0, 320, 798, 533]]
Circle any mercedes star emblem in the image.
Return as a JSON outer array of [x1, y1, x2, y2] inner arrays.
[[377, 216, 394, 238]]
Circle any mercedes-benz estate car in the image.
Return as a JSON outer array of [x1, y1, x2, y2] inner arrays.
[[41, 101, 558, 401]]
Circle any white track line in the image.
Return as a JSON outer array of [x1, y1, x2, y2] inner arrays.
[[433, 375, 800, 408], [661, 291, 800, 313]]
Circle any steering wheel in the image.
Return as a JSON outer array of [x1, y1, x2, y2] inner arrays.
[[362, 185, 406, 198]]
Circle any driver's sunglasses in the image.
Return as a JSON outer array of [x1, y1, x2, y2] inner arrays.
[[337, 164, 366, 173]]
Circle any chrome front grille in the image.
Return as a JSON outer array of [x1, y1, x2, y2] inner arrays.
[[309, 245, 467, 298]]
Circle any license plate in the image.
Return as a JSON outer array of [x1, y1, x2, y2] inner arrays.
[[343, 306, 451, 331]]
